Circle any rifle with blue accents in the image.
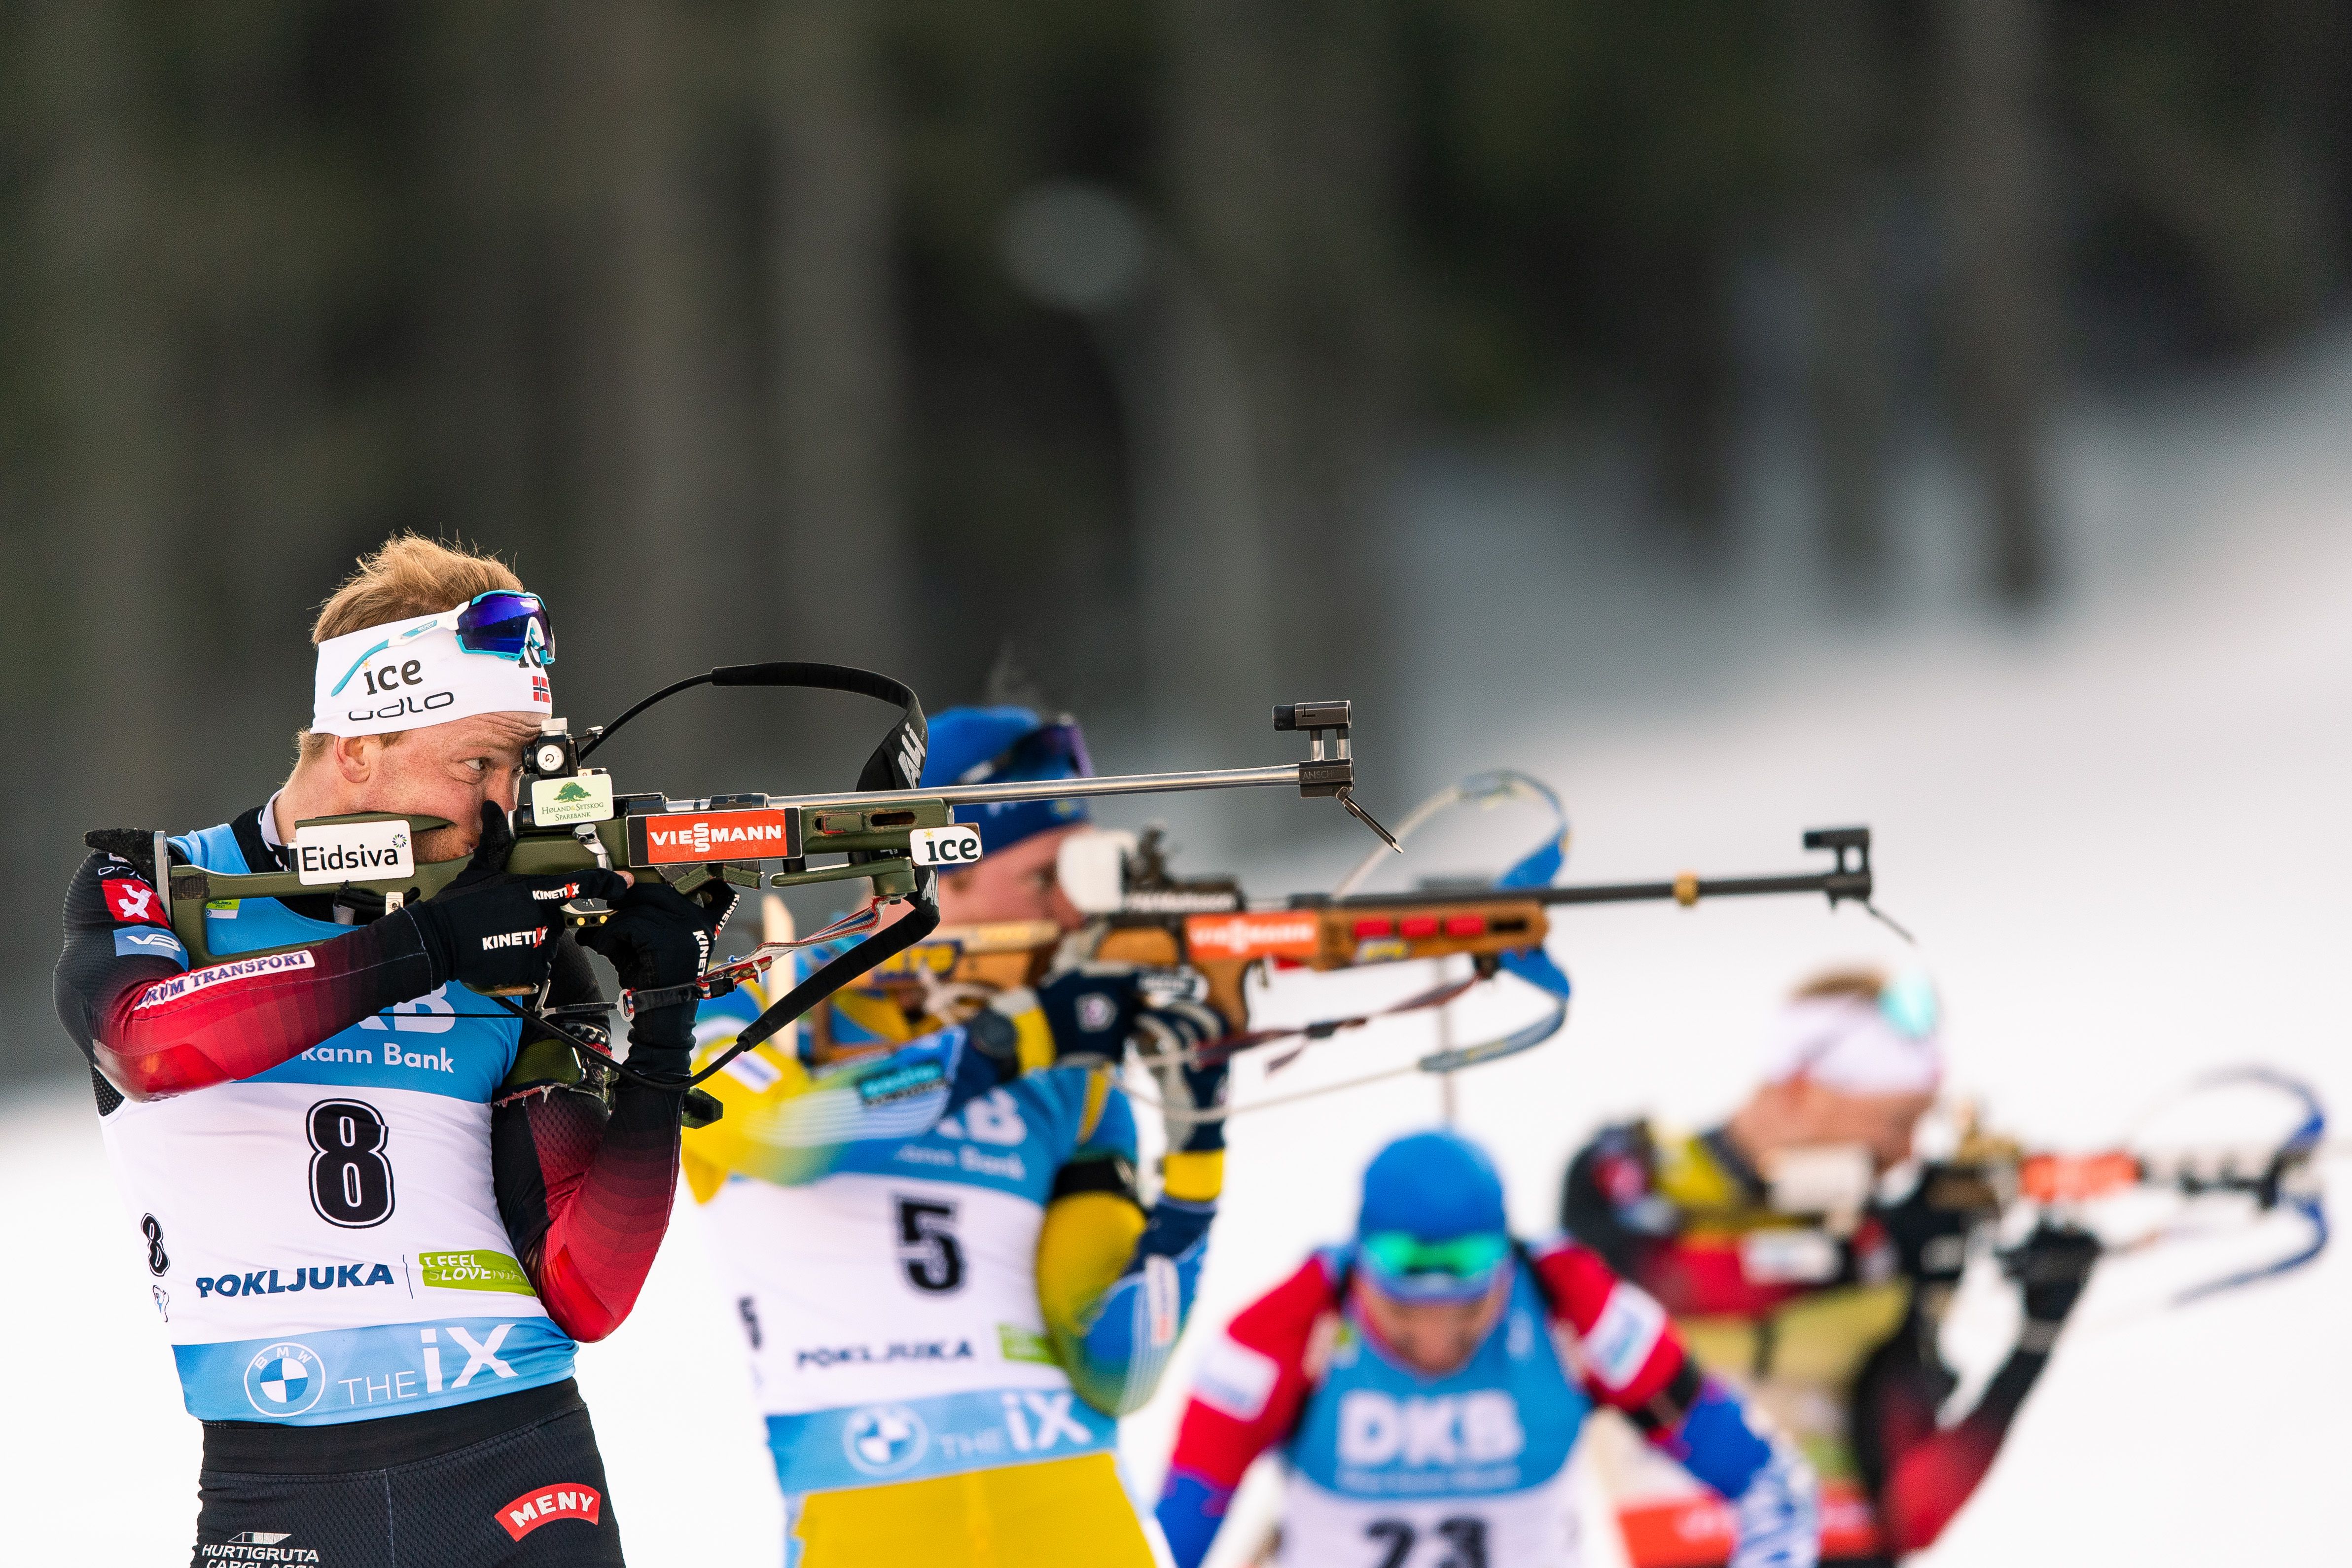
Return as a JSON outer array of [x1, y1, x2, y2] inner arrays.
[[875, 771, 1882, 1107]]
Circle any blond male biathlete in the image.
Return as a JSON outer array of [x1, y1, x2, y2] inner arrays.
[[55, 537, 730, 1566]]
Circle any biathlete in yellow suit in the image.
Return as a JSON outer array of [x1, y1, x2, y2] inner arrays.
[[684, 707, 1236, 1565]]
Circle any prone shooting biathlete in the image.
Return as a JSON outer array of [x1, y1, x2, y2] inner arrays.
[[53, 536, 731, 1567], [1561, 969, 2100, 1565], [683, 706, 1239, 1565]]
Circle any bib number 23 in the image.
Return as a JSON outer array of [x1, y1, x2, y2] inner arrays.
[[308, 1099, 395, 1228], [1365, 1518, 1487, 1568]]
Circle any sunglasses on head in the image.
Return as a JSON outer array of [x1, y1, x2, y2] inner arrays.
[[966, 718, 1091, 784], [328, 590, 555, 697], [448, 590, 555, 664]]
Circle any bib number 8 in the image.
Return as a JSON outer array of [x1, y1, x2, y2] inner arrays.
[[308, 1099, 395, 1228]]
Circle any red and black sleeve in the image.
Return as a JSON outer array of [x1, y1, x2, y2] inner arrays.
[[1851, 1305, 2051, 1553], [491, 937, 681, 1344], [53, 849, 441, 1102]]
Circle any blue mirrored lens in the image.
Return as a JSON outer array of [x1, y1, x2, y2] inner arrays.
[[455, 592, 554, 664]]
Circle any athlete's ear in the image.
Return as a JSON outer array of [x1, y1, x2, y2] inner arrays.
[[332, 733, 380, 786]]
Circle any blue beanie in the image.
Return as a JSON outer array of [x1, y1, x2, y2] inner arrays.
[[920, 706, 1090, 853], [1358, 1130, 1508, 1241]]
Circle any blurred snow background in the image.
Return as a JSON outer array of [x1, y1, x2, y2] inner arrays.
[[4, 332, 2347, 1562]]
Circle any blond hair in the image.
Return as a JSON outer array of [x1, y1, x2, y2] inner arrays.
[[297, 535, 527, 760], [1789, 966, 1887, 1004]]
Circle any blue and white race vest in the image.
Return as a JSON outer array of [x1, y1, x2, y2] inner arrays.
[[700, 1065, 1132, 1495], [99, 820, 574, 1425], [1281, 1258, 1593, 1568]]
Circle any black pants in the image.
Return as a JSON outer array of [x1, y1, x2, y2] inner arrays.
[[193, 1379, 624, 1568]]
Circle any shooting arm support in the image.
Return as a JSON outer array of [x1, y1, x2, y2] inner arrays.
[[56, 847, 443, 1101]]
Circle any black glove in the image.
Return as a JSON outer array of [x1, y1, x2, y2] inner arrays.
[[1874, 1163, 1990, 1287], [576, 877, 737, 1069], [1134, 998, 1231, 1154], [1036, 966, 1143, 1064], [2010, 1221, 2102, 1327], [408, 803, 630, 995], [1037, 966, 1232, 1151]]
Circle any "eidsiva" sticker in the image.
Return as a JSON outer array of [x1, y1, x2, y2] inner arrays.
[[291, 820, 415, 886]]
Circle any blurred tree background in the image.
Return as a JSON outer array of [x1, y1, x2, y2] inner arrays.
[[0, 0, 2345, 1078]]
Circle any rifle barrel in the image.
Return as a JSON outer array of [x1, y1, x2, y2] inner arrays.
[[1297, 868, 1870, 910], [778, 763, 1308, 812], [1547, 871, 1871, 904]]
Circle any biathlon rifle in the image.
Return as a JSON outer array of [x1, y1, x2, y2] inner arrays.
[[1951, 1069, 2330, 1304], [155, 666, 1398, 1094], [870, 768, 1882, 1092]]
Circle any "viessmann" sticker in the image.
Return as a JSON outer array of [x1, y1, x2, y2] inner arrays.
[[629, 808, 800, 864], [1182, 911, 1322, 961]]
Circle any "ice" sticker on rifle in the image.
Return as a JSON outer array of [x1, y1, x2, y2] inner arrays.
[[908, 824, 985, 868]]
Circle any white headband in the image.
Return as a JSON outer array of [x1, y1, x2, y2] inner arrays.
[[1759, 993, 1943, 1096], [312, 607, 551, 737]]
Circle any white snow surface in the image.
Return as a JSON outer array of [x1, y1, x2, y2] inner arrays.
[[4, 356, 2348, 1562]]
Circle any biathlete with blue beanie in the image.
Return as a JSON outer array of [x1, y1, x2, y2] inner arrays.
[[682, 705, 1238, 1566], [1157, 1129, 1817, 1568]]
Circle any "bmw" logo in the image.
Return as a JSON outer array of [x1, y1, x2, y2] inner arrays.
[[840, 1404, 927, 1477], [243, 1342, 327, 1418]]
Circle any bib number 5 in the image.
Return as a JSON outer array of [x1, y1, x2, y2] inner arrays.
[[308, 1099, 395, 1228], [894, 1196, 964, 1294]]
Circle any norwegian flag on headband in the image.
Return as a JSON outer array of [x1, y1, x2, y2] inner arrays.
[[103, 876, 167, 927]]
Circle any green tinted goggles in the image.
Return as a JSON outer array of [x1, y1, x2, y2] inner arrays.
[[1358, 1230, 1512, 1300]]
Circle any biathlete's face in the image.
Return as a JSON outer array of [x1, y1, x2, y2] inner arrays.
[[935, 822, 1087, 931], [1354, 1272, 1512, 1380], [1740, 1076, 1937, 1173], [325, 712, 541, 861]]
